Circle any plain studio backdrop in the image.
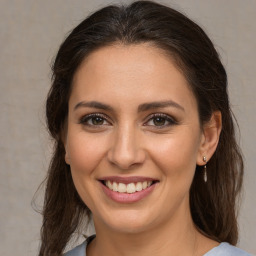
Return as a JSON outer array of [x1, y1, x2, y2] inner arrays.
[[0, 0, 255, 255]]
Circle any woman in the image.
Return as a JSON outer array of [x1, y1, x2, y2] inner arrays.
[[39, 1, 251, 255]]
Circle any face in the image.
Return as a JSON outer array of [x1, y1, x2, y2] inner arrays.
[[65, 44, 205, 234]]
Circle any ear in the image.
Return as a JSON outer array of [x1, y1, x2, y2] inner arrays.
[[61, 122, 70, 165], [197, 111, 222, 165], [65, 145, 71, 165]]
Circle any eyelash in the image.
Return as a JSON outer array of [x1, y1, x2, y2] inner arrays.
[[145, 113, 177, 128], [79, 113, 110, 127], [79, 113, 177, 129]]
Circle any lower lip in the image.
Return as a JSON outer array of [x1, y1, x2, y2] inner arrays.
[[100, 182, 157, 203]]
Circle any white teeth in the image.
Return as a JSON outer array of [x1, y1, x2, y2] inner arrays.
[[113, 182, 118, 191], [106, 180, 113, 190], [118, 183, 127, 193], [104, 180, 154, 193], [142, 181, 147, 189], [127, 183, 136, 193], [135, 182, 142, 191]]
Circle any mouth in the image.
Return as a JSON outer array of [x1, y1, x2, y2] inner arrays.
[[99, 176, 159, 194], [102, 180, 157, 193]]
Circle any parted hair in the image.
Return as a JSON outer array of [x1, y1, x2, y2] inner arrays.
[[38, 1, 244, 255]]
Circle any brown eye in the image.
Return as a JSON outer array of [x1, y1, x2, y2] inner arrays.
[[145, 113, 177, 128], [91, 116, 104, 125], [80, 113, 110, 126], [153, 117, 166, 126]]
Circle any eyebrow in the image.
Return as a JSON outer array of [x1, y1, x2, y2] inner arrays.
[[138, 100, 184, 112], [74, 100, 184, 112], [74, 101, 114, 111]]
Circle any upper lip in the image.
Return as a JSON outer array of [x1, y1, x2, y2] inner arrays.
[[98, 176, 159, 184]]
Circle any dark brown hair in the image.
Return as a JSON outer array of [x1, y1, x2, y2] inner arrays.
[[38, 1, 243, 255]]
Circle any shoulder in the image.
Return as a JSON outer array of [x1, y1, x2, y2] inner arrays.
[[64, 241, 86, 256], [204, 242, 253, 256], [64, 235, 96, 256]]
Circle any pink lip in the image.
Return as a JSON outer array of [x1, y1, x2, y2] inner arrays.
[[98, 176, 157, 184], [99, 179, 158, 204]]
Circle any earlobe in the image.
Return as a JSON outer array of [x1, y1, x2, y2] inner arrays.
[[197, 111, 222, 165], [61, 124, 70, 165], [65, 151, 70, 165], [64, 141, 70, 165]]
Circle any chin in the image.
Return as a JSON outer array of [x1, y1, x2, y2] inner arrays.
[[95, 209, 158, 234], [108, 220, 150, 234]]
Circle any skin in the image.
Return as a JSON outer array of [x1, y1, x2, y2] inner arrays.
[[64, 44, 222, 256]]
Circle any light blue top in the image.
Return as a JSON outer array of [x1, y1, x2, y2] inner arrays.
[[64, 235, 252, 256]]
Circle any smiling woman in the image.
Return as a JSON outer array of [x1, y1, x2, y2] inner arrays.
[[65, 44, 207, 234], [38, 1, 250, 256]]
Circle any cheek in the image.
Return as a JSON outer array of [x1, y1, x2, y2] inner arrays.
[[66, 130, 110, 210], [67, 130, 108, 177], [147, 130, 200, 181]]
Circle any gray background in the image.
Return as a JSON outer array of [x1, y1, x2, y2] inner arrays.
[[0, 0, 255, 255]]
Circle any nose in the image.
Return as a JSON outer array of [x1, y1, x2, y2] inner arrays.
[[107, 125, 146, 170]]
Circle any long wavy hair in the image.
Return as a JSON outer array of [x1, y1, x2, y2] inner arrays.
[[38, 1, 244, 255]]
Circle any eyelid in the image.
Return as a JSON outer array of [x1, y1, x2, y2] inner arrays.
[[143, 113, 178, 127], [79, 113, 112, 126], [79, 112, 178, 128]]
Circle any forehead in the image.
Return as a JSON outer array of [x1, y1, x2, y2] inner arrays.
[[70, 43, 197, 113]]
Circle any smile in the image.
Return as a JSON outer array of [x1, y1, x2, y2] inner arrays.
[[99, 176, 159, 203], [104, 180, 153, 193]]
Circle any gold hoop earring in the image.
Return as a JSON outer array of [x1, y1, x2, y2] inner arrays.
[[203, 156, 207, 183]]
